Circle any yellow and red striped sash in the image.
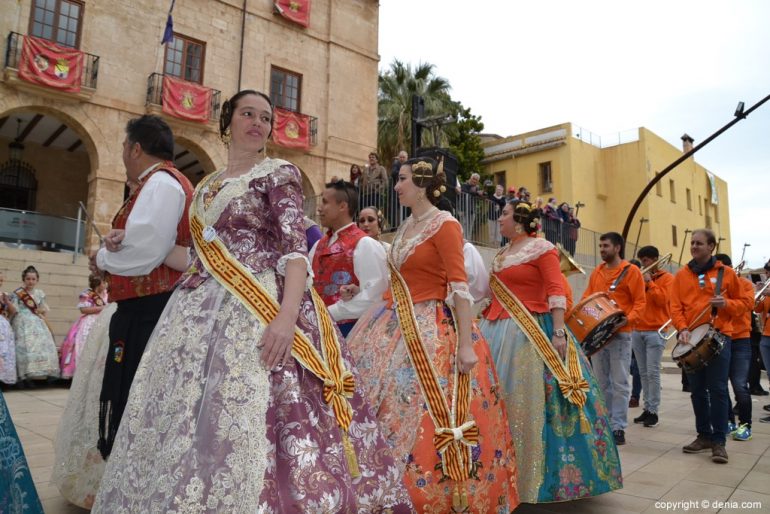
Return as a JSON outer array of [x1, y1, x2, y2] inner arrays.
[[387, 259, 478, 483], [189, 195, 360, 475], [489, 273, 591, 433]]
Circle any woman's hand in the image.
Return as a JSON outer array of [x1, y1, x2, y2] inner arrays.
[[552, 334, 567, 359], [259, 312, 296, 370], [456, 342, 478, 374]]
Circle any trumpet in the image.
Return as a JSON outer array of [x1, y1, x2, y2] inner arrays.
[[556, 243, 585, 276], [640, 253, 672, 275]]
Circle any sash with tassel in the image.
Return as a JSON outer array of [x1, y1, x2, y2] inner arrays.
[[387, 258, 477, 510], [14, 287, 55, 337], [189, 205, 360, 477], [489, 274, 592, 434]]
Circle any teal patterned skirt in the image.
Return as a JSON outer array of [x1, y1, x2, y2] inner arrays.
[[0, 391, 44, 513], [479, 313, 623, 503]]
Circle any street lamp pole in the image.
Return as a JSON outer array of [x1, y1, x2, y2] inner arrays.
[[678, 229, 692, 266]]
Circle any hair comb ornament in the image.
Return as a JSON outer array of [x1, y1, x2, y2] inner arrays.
[[412, 161, 433, 177]]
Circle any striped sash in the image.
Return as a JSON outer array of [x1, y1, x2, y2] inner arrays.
[[387, 259, 478, 484], [489, 273, 591, 433], [189, 190, 359, 476]]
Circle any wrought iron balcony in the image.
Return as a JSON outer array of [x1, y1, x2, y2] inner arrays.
[[146, 72, 222, 123]]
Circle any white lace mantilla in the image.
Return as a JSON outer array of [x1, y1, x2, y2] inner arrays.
[[389, 210, 457, 269], [492, 237, 556, 272]]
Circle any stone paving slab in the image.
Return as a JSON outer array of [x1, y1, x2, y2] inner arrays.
[[5, 373, 770, 513]]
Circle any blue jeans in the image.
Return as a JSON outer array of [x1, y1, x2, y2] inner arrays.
[[632, 331, 666, 414], [687, 336, 731, 445], [591, 331, 632, 431], [630, 353, 642, 399], [760, 336, 770, 387], [728, 338, 752, 427]]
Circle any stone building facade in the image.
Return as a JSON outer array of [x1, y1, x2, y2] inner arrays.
[[1, 0, 380, 250]]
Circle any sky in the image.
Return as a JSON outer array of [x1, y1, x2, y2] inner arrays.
[[379, 0, 770, 268]]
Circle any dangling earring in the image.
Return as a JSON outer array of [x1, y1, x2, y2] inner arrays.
[[514, 225, 524, 234], [220, 128, 232, 148]]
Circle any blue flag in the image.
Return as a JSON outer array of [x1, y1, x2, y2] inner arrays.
[[161, 0, 176, 45]]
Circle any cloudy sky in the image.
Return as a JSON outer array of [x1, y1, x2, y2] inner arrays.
[[379, 0, 770, 267]]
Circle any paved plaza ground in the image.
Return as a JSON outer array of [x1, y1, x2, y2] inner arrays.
[[5, 372, 770, 514]]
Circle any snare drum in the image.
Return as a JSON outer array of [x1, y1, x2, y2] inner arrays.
[[671, 323, 727, 373], [566, 292, 627, 357]]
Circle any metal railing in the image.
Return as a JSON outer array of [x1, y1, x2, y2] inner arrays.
[[5, 31, 99, 89], [146, 72, 222, 122], [303, 183, 684, 273], [0, 206, 85, 255]]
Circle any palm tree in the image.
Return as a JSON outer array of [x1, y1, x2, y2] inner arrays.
[[377, 59, 452, 165]]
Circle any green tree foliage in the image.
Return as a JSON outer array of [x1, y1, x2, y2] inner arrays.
[[377, 59, 484, 180]]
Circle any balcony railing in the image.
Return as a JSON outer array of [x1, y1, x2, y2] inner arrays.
[[0, 207, 85, 253], [146, 72, 222, 122], [4, 31, 99, 89]]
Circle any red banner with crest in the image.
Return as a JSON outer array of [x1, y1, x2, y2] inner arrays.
[[274, 0, 311, 28], [18, 36, 84, 92], [162, 75, 212, 123], [273, 108, 311, 150]]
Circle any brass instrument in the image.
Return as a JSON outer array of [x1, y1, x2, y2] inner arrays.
[[556, 243, 585, 276], [756, 278, 770, 307], [640, 253, 672, 275], [735, 260, 746, 274], [658, 305, 711, 341]]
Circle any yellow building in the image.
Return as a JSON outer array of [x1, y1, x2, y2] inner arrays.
[[482, 123, 731, 261], [1, 0, 380, 246]]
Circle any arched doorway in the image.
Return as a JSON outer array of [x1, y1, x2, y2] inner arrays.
[[173, 137, 216, 186], [0, 109, 92, 251]]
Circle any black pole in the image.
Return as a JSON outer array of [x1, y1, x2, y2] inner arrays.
[[621, 93, 770, 251], [237, 0, 247, 90], [411, 95, 424, 157], [678, 229, 692, 265]]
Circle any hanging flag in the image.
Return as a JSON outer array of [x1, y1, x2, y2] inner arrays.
[[273, 108, 311, 150], [161, 0, 176, 44], [274, 0, 311, 28], [706, 171, 719, 205], [18, 36, 84, 92], [162, 75, 212, 123]]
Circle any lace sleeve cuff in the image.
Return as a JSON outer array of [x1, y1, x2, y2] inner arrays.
[[445, 281, 475, 307], [276, 252, 314, 290], [548, 295, 568, 310]]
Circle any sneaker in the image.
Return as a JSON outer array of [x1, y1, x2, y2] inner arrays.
[[633, 410, 651, 424], [733, 424, 752, 441], [727, 421, 738, 434], [683, 436, 713, 453], [750, 387, 769, 396], [629, 397, 639, 408], [763, 404, 770, 412], [643, 413, 659, 428], [759, 415, 770, 423], [613, 430, 625, 445], [711, 444, 728, 463]]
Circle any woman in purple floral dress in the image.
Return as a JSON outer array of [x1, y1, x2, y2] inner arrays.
[[93, 91, 412, 513]]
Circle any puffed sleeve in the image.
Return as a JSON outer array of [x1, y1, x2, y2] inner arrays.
[[434, 220, 474, 307], [267, 164, 313, 287], [77, 290, 93, 308]]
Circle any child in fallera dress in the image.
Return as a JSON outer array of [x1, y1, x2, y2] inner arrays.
[[60, 275, 109, 379], [0, 271, 18, 385], [11, 265, 60, 385]]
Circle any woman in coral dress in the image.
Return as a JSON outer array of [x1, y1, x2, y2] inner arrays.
[[11, 266, 59, 382], [479, 201, 622, 503], [59, 275, 108, 378], [93, 91, 412, 513], [346, 156, 519, 513]]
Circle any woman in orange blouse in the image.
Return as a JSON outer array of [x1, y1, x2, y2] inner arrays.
[[345, 157, 519, 513], [478, 201, 621, 502]]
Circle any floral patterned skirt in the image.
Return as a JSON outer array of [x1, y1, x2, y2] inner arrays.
[[12, 310, 59, 380], [347, 300, 520, 513], [52, 303, 116, 509], [92, 273, 412, 513], [479, 314, 623, 503], [1, 390, 44, 513]]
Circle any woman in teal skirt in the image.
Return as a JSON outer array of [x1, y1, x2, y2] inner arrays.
[[479, 201, 622, 503]]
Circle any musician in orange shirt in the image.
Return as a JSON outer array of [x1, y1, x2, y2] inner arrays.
[[581, 232, 646, 446], [673, 230, 751, 464], [631, 246, 673, 429]]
